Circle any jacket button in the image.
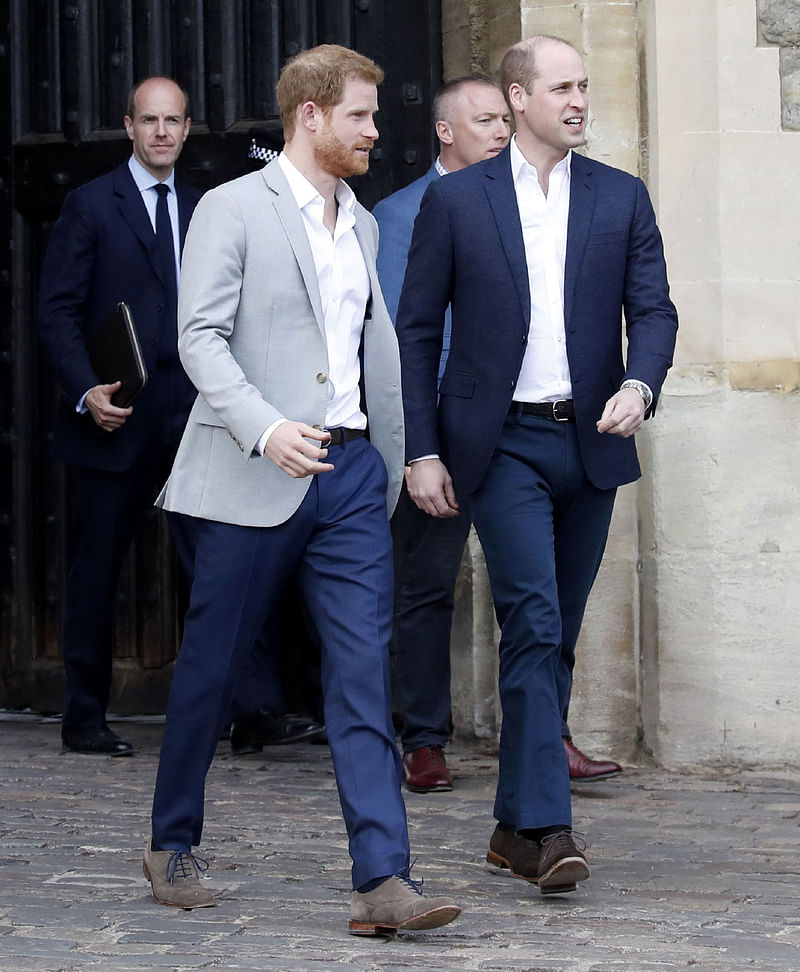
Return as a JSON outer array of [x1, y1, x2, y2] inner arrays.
[[312, 424, 322, 430], [316, 373, 327, 383]]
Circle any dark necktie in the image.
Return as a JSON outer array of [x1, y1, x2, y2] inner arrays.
[[154, 183, 178, 362]]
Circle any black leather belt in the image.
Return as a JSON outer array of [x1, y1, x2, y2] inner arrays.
[[509, 400, 575, 422], [324, 427, 366, 446]]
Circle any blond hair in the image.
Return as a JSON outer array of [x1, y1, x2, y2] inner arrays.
[[277, 44, 384, 138]]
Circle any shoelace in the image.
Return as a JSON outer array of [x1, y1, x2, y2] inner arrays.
[[540, 830, 587, 852], [395, 860, 423, 895], [166, 849, 210, 884]]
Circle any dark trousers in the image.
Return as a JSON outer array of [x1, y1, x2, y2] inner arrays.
[[151, 437, 410, 889], [470, 412, 616, 830], [390, 483, 472, 752], [61, 383, 193, 731]]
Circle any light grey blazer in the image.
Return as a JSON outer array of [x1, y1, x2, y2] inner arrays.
[[156, 160, 404, 528]]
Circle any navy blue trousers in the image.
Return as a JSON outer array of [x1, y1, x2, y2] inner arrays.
[[470, 412, 616, 830], [151, 437, 410, 889], [390, 484, 472, 751]]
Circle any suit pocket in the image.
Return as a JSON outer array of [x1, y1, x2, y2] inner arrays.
[[439, 370, 475, 399]]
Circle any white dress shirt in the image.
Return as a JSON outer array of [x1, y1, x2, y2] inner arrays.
[[258, 153, 370, 453], [510, 135, 573, 403]]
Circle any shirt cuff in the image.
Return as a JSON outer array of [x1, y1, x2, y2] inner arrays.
[[256, 418, 288, 457], [620, 379, 653, 411]]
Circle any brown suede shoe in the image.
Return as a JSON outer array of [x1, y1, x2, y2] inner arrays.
[[402, 746, 453, 793], [486, 824, 540, 882], [349, 873, 461, 935], [537, 830, 590, 895], [143, 838, 216, 909]]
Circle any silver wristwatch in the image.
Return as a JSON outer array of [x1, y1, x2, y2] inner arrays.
[[620, 379, 653, 411]]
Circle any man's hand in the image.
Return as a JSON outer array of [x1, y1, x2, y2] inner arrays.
[[264, 422, 335, 478], [406, 458, 459, 518], [596, 387, 645, 438], [85, 382, 132, 431]]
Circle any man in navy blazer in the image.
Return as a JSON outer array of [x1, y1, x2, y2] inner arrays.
[[374, 76, 510, 794], [37, 77, 200, 756], [396, 36, 678, 895]]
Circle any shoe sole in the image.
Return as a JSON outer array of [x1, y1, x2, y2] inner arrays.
[[231, 729, 325, 754], [569, 769, 623, 782], [404, 782, 454, 793], [61, 746, 133, 756], [538, 856, 590, 895], [142, 860, 216, 910], [349, 904, 462, 935], [486, 849, 538, 883]]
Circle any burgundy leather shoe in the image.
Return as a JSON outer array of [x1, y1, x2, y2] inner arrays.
[[402, 746, 453, 793], [564, 737, 622, 782]]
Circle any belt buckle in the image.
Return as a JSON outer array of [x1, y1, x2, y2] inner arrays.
[[552, 400, 569, 422]]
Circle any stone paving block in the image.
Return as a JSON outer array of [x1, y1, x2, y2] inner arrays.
[[1, 719, 800, 970]]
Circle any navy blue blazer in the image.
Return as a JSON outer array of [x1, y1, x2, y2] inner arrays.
[[396, 147, 679, 493], [38, 163, 202, 472]]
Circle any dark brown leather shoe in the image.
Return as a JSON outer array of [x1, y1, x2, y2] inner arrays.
[[61, 726, 133, 756], [537, 830, 590, 895], [486, 824, 539, 882], [402, 746, 453, 793], [564, 737, 622, 781]]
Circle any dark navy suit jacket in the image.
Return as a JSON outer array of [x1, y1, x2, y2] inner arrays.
[[38, 162, 201, 472], [396, 146, 679, 493]]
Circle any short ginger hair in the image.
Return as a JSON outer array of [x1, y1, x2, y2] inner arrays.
[[277, 44, 384, 138]]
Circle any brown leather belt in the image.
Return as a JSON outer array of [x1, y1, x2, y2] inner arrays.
[[324, 427, 366, 446], [509, 400, 575, 422]]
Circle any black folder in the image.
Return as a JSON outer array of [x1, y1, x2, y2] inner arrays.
[[87, 301, 148, 407]]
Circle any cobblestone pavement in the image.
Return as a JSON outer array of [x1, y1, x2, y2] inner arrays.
[[0, 714, 798, 971]]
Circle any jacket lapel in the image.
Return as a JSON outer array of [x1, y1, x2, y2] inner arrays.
[[261, 161, 326, 336], [175, 180, 195, 253], [564, 153, 595, 327], [353, 206, 380, 324], [112, 164, 167, 288], [482, 148, 531, 326]]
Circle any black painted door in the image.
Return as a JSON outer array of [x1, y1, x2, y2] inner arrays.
[[0, 0, 441, 713]]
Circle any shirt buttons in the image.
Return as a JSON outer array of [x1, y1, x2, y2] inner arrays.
[[316, 373, 327, 383]]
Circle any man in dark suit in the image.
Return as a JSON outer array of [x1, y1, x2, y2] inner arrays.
[[373, 76, 510, 792], [375, 75, 625, 793], [37, 76, 201, 756], [396, 36, 678, 895]]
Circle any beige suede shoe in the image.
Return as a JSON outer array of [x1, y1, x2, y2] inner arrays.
[[349, 872, 461, 935], [142, 838, 216, 909]]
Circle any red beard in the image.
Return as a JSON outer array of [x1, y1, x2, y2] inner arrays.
[[315, 127, 372, 179]]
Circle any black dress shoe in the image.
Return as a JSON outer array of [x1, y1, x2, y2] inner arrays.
[[61, 726, 133, 756], [230, 710, 325, 755]]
